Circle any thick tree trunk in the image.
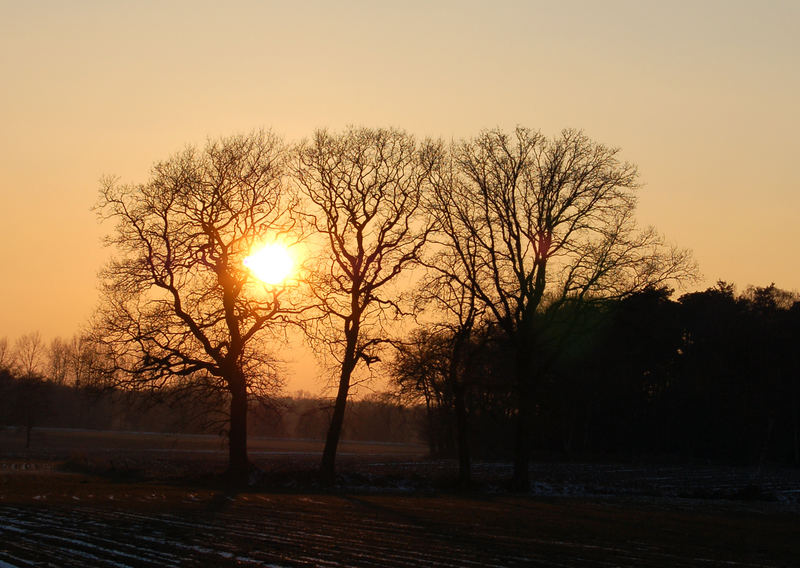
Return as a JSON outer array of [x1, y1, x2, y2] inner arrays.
[[423, 398, 433, 455], [512, 396, 532, 490], [512, 342, 534, 491], [449, 326, 473, 488], [453, 383, 471, 488], [228, 374, 250, 483], [320, 363, 354, 484], [321, 313, 361, 485]]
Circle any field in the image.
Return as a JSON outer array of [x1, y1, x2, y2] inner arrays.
[[1, 428, 799, 567]]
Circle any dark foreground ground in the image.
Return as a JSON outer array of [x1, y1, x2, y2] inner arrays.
[[1, 428, 799, 567]]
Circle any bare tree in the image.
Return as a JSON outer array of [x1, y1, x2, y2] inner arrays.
[[430, 127, 696, 488], [413, 253, 483, 486], [2, 333, 48, 447], [295, 127, 439, 482], [47, 337, 70, 385], [94, 131, 303, 480], [14, 332, 44, 377], [0, 337, 10, 371], [66, 334, 103, 388], [391, 328, 453, 456]]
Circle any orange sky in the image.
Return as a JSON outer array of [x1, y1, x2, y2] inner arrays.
[[1, 1, 798, 392]]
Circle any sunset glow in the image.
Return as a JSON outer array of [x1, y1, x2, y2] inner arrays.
[[2, 2, 798, 401], [244, 243, 294, 285]]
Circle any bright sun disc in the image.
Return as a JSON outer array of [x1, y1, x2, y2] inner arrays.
[[244, 243, 294, 285]]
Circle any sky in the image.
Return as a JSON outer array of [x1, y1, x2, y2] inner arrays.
[[1, 0, 798, 391]]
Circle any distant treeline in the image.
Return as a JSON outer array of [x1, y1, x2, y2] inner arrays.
[[0, 371, 422, 445], [0, 332, 422, 445], [393, 282, 800, 465]]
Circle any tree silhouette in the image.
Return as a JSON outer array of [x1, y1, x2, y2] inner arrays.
[[295, 127, 438, 483], [391, 328, 457, 457], [677, 283, 800, 462], [430, 128, 696, 487], [0, 337, 11, 372], [13, 331, 44, 377], [94, 132, 303, 480]]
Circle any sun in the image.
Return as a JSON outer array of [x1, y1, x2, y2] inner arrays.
[[244, 242, 294, 285]]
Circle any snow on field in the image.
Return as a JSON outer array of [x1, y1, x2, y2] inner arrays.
[[0, 502, 505, 567], [1, 481, 798, 568], [1, 428, 799, 566], [465, 461, 800, 504]]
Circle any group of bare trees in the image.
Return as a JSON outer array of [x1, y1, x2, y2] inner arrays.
[[419, 128, 695, 487], [82, 126, 695, 485], [0, 332, 101, 387], [0, 332, 106, 448]]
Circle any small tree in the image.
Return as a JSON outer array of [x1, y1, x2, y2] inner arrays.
[[413, 260, 482, 486], [14, 332, 44, 377], [1, 336, 48, 448], [295, 127, 438, 482], [65, 334, 102, 388], [47, 337, 71, 385], [94, 131, 302, 480], [391, 328, 455, 456], [0, 337, 11, 372]]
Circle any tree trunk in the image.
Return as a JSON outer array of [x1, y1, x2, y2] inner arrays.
[[793, 394, 799, 465], [449, 325, 473, 488], [512, 342, 534, 490], [228, 374, 249, 483], [453, 382, 471, 488], [423, 395, 437, 456], [321, 311, 361, 485], [792, 375, 799, 465], [512, 395, 532, 490], [320, 362, 354, 484]]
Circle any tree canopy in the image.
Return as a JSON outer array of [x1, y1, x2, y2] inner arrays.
[[85, 125, 704, 486], [426, 127, 697, 486], [295, 127, 439, 481], [94, 131, 304, 478]]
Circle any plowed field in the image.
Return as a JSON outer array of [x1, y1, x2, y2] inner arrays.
[[1, 428, 798, 567]]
